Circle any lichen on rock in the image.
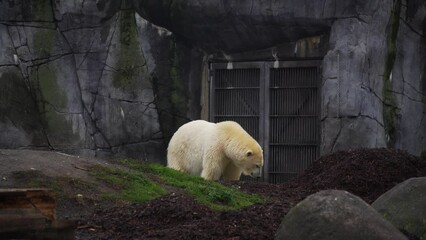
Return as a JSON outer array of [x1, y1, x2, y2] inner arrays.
[[112, 9, 146, 93], [382, 0, 402, 147]]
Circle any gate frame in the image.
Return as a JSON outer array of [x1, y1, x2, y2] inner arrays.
[[209, 60, 322, 183]]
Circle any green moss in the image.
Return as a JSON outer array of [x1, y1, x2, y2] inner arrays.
[[92, 165, 167, 202], [382, 0, 401, 146], [120, 159, 264, 211], [422, 219, 426, 240], [38, 65, 66, 108], [37, 64, 79, 143], [170, 1, 186, 24], [29, 177, 63, 192], [43, 106, 78, 143], [169, 42, 187, 115], [0, 68, 46, 143], [405, 219, 426, 240], [112, 10, 145, 92], [32, 0, 53, 21], [403, 222, 418, 236], [379, 189, 426, 239], [420, 151, 426, 158], [0, 71, 23, 119], [33, 29, 56, 58], [37, 65, 67, 134]]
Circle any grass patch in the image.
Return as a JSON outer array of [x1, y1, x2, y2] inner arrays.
[[91, 165, 167, 203], [28, 177, 63, 192], [119, 159, 264, 211]]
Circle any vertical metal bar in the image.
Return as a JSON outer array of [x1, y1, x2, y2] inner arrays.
[[263, 63, 270, 182], [209, 64, 215, 122], [316, 65, 321, 159], [255, 66, 262, 181]]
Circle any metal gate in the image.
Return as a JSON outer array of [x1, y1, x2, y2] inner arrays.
[[210, 61, 321, 183]]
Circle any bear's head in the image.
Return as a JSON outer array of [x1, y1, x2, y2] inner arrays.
[[238, 145, 264, 177], [225, 135, 264, 177], [218, 121, 264, 177]]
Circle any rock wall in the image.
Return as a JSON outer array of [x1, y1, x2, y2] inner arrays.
[[392, 1, 426, 154], [0, 0, 425, 159], [321, 1, 391, 152], [0, 0, 203, 161]]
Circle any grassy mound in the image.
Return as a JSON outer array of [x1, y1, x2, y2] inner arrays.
[[92, 159, 263, 211], [91, 165, 167, 202]]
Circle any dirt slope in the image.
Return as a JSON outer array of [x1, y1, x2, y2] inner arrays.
[[1, 148, 425, 240]]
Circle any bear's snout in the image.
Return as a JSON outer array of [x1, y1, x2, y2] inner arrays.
[[246, 165, 262, 178]]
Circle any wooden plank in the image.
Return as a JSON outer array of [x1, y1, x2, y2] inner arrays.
[[0, 188, 56, 221], [0, 216, 47, 233], [0, 219, 75, 240], [0, 188, 75, 239]]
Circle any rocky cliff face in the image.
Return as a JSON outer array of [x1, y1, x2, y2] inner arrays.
[[0, 0, 425, 159], [0, 0, 203, 160], [392, 0, 426, 154]]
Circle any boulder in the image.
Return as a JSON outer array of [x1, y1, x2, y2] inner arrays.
[[275, 190, 407, 240], [372, 177, 426, 239]]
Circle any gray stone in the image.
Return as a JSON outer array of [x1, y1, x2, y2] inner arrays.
[[321, 6, 391, 153], [0, 66, 47, 148], [0, 24, 16, 66], [392, 4, 426, 155], [275, 190, 407, 240], [133, 0, 385, 53], [0, 0, 54, 22], [135, 13, 204, 140], [89, 9, 164, 158], [322, 117, 386, 153], [55, 0, 121, 30], [29, 57, 87, 149], [372, 177, 426, 239], [23, 26, 72, 61], [0, 1, 199, 160]]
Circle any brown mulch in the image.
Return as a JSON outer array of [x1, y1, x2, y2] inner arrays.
[[76, 148, 426, 240], [286, 148, 426, 203]]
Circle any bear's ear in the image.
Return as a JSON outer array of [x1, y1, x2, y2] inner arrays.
[[246, 150, 253, 157]]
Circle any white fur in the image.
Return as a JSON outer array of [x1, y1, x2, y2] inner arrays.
[[167, 120, 263, 180]]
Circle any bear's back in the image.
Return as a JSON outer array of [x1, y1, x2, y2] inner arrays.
[[216, 121, 251, 140], [177, 120, 217, 139]]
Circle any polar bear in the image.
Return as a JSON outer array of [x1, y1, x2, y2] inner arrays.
[[167, 120, 263, 180]]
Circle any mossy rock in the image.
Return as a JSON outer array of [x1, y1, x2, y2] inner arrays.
[[35, 63, 82, 146], [33, 29, 57, 59], [420, 151, 426, 159], [112, 9, 146, 93], [372, 177, 426, 239], [275, 190, 407, 240], [382, 0, 401, 146], [22, 0, 54, 22], [0, 67, 45, 146]]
